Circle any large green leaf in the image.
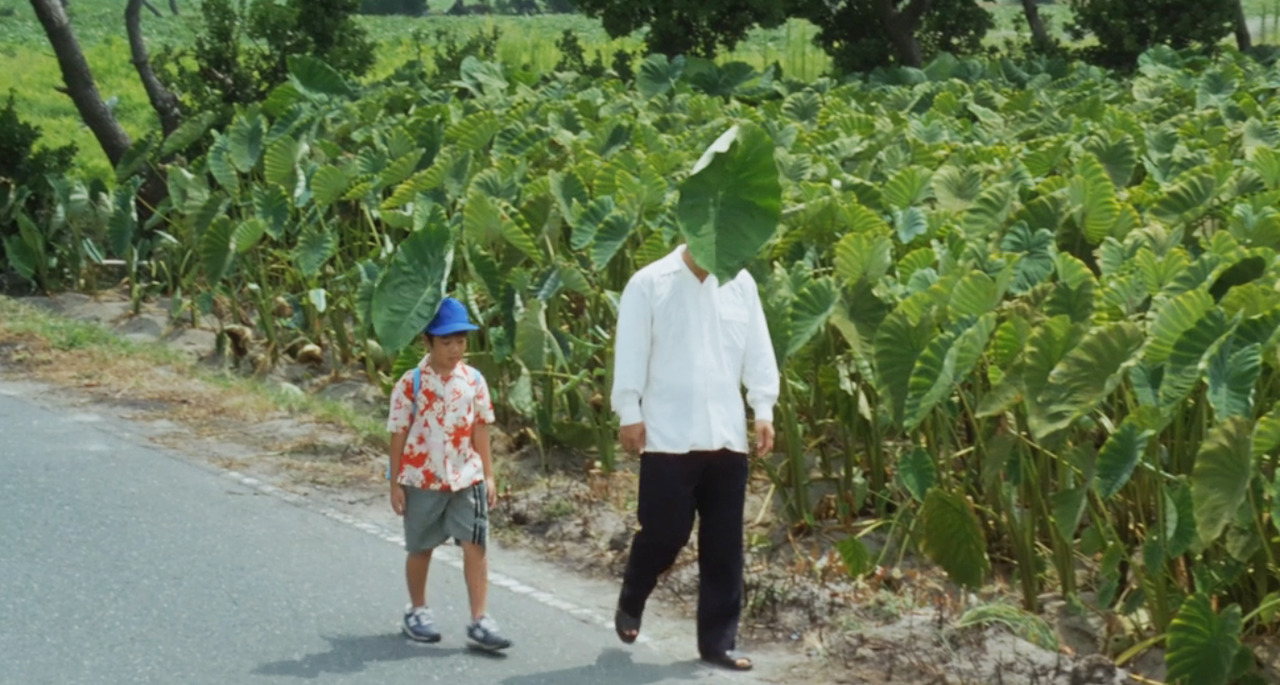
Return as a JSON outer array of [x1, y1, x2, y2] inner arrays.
[[1001, 222, 1055, 293], [287, 55, 354, 98], [1033, 321, 1142, 438], [920, 489, 990, 589], [514, 299, 549, 371], [589, 210, 635, 271], [227, 112, 266, 174], [904, 313, 995, 431], [1069, 154, 1120, 244], [1207, 342, 1261, 419], [884, 167, 932, 209], [1160, 308, 1235, 410], [874, 307, 934, 426], [1152, 171, 1219, 226], [1166, 594, 1242, 685], [108, 177, 143, 257], [293, 225, 336, 278], [264, 135, 302, 188], [200, 216, 235, 284], [637, 54, 684, 100], [371, 209, 455, 352], [310, 165, 349, 207], [1192, 416, 1254, 546], [232, 218, 267, 255], [159, 110, 217, 159], [932, 166, 982, 212], [1254, 402, 1280, 458], [1146, 289, 1215, 365], [833, 231, 893, 286], [1094, 419, 1155, 499], [678, 123, 782, 283], [897, 446, 936, 503], [949, 271, 1000, 319]]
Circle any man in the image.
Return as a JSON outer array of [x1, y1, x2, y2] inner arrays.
[[610, 243, 780, 671]]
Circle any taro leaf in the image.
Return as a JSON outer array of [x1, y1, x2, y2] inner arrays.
[[287, 55, 354, 98], [678, 123, 782, 283], [637, 54, 685, 100], [874, 307, 934, 426], [898, 446, 936, 503], [895, 207, 929, 244], [835, 537, 873, 578], [159, 111, 217, 159], [264, 135, 302, 188], [884, 167, 933, 210], [200, 216, 236, 284], [252, 185, 290, 240], [514, 300, 549, 371], [1192, 416, 1254, 546], [1166, 594, 1242, 685], [932, 165, 982, 212], [1146, 289, 1215, 365], [786, 276, 839, 357], [1052, 487, 1088, 541], [956, 604, 1059, 652], [1153, 171, 1219, 226], [1084, 133, 1137, 188], [949, 271, 1000, 318], [920, 489, 990, 589], [456, 57, 508, 98], [1001, 222, 1055, 293], [1033, 321, 1144, 439], [108, 176, 143, 257], [232, 218, 267, 255], [293, 225, 336, 277], [371, 210, 455, 352], [1069, 154, 1120, 244], [115, 135, 156, 183], [1207, 343, 1261, 419], [1254, 402, 1280, 458], [1160, 309, 1234, 410], [207, 135, 239, 192], [833, 231, 893, 286], [310, 165, 349, 208], [569, 196, 616, 250], [227, 112, 266, 173], [590, 210, 635, 271], [905, 314, 995, 431], [1209, 256, 1266, 302], [1095, 419, 1155, 499]]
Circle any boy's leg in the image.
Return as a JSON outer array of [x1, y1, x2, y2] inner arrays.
[[406, 550, 433, 607], [460, 541, 487, 620]]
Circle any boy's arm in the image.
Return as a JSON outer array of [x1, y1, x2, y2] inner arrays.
[[474, 423, 495, 507], [389, 428, 408, 514]]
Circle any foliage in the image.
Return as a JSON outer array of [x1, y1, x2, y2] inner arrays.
[[796, 0, 994, 71], [1066, 0, 1235, 69], [573, 0, 788, 57], [554, 29, 607, 78], [156, 0, 376, 114], [360, 0, 428, 15]]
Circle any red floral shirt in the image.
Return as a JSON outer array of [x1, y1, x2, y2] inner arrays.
[[387, 358, 495, 491]]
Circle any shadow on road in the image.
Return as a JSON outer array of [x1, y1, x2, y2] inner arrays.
[[500, 648, 704, 685], [253, 633, 469, 678]]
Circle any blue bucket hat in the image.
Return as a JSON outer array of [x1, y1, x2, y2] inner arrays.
[[423, 297, 479, 336]]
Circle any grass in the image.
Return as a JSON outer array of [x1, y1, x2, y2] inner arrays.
[[0, 294, 389, 449]]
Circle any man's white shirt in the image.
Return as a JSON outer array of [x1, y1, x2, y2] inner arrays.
[[611, 245, 781, 455]]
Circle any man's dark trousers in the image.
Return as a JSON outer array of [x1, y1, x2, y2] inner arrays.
[[618, 449, 749, 657]]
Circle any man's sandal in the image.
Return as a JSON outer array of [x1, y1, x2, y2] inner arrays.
[[701, 651, 754, 671], [614, 608, 641, 644]]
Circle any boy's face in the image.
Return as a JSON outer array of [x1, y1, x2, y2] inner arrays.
[[428, 332, 468, 367]]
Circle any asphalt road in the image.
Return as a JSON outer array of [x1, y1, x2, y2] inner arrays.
[[0, 388, 722, 685]]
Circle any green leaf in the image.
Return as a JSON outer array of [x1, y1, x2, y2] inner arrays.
[[514, 299, 548, 371], [287, 55, 354, 98], [678, 123, 782, 283], [207, 135, 239, 192], [949, 271, 1000, 319], [252, 185, 290, 240], [1207, 343, 1261, 419], [1147, 289, 1215, 365], [787, 277, 839, 357], [200, 216, 235, 284], [310, 165, 349, 207], [835, 537, 873, 578], [1095, 419, 1154, 499], [1166, 594, 1242, 685], [114, 135, 156, 183], [227, 112, 266, 173], [956, 604, 1059, 652], [874, 307, 934, 426], [159, 111, 217, 159], [637, 54, 684, 100], [920, 489, 990, 589], [884, 167, 932, 209], [264, 135, 301, 188], [1001, 223, 1055, 293], [894, 206, 928, 244], [932, 166, 982, 212], [371, 210, 455, 352], [455, 56, 508, 97], [1254, 402, 1280, 458], [1033, 322, 1144, 439], [293, 225, 336, 277], [232, 218, 266, 255], [1052, 487, 1087, 541], [1153, 171, 1219, 226], [108, 177, 143, 257], [1192, 416, 1255, 546], [589, 211, 634, 271], [1069, 154, 1120, 244], [905, 314, 995, 431], [833, 231, 893, 286], [897, 446, 936, 502]]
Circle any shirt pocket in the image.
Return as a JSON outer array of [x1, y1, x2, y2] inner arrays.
[[717, 300, 751, 373]]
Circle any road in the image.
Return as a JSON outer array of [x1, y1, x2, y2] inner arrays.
[[0, 385, 734, 685]]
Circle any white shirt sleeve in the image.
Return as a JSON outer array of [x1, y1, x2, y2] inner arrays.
[[742, 283, 780, 423], [610, 275, 651, 426]]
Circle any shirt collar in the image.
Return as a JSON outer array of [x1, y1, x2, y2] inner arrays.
[[419, 356, 464, 381]]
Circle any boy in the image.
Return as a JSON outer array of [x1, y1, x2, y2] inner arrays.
[[386, 296, 511, 651]]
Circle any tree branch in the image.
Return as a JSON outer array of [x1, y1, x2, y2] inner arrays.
[[29, 0, 132, 167], [126, 0, 183, 137]]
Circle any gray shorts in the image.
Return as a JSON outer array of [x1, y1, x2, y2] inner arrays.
[[403, 482, 488, 553]]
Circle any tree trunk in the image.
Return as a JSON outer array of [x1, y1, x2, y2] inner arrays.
[[169, 0, 179, 15], [1233, 0, 1253, 51], [29, 0, 132, 168], [126, 0, 182, 137], [1019, 0, 1051, 49], [877, 0, 928, 68]]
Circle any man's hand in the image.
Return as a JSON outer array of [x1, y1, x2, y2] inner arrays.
[[619, 422, 646, 455], [486, 475, 497, 508], [390, 483, 406, 516], [754, 420, 775, 457]]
